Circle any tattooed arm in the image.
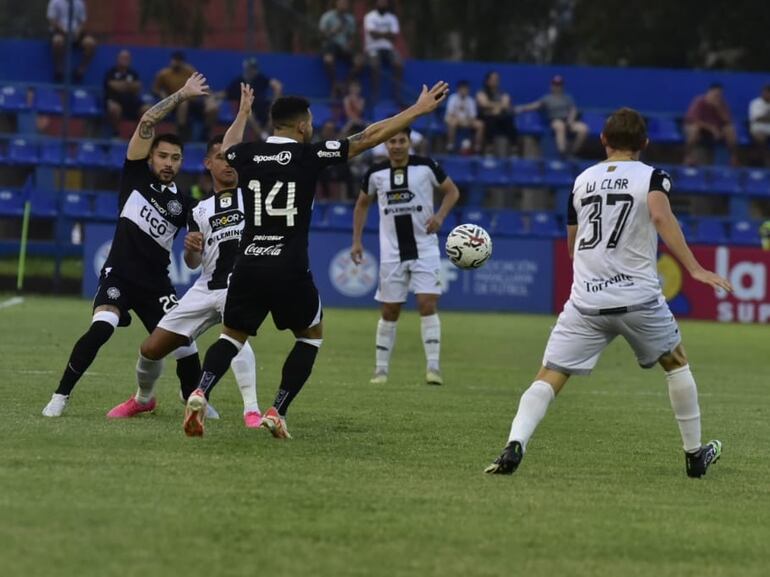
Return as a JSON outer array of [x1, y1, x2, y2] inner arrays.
[[126, 72, 210, 161], [347, 81, 449, 159]]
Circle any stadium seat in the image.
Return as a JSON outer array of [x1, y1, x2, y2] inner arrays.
[[516, 111, 546, 136], [94, 192, 119, 221], [311, 104, 335, 128], [729, 219, 760, 246], [675, 166, 708, 194], [478, 158, 511, 186], [61, 192, 93, 219], [107, 141, 128, 170], [494, 210, 527, 237], [410, 111, 438, 133], [0, 188, 25, 217], [510, 157, 543, 186], [707, 166, 743, 195], [8, 138, 39, 165], [646, 116, 683, 144], [326, 203, 353, 230], [543, 159, 575, 187], [39, 140, 69, 166], [182, 144, 206, 173], [29, 188, 58, 218], [34, 86, 64, 115], [530, 211, 561, 238], [75, 141, 106, 168], [460, 208, 493, 230], [743, 168, 770, 197], [438, 156, 475, 186], [0, 85, 30, 112], [580, 111, 607, 136], [71, 89, 101, 117], [692, 217, 727, 244]]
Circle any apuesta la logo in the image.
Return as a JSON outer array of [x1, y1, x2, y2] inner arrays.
[[252, 151, 292, 165]]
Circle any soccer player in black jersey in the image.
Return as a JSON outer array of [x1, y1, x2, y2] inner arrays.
[[182, 81, 449, 437], [42, 73, 210, 417]]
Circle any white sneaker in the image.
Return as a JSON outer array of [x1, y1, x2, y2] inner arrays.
[[205, 402, 221, 420], [426, 369, 443, 386], [42, 393, 69, 417], [370, 370, 388, 384]]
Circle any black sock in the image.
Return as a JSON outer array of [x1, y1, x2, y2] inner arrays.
[[176, 353, 201, 401], [197, 338, 240, 396], [273, 341, 319, 416], [55, 321, 115, 395]]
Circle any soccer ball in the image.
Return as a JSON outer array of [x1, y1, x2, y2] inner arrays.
[[445, 224, 493, 269]]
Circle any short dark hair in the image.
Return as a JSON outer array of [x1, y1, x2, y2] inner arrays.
[[151, 133, 184, 153], [270, 96, 311, 128], [390, 126, 411, 138], [709, 82, 724, 90], [457, 80, 470, 88], [171, 50, 185, 61], [602, 108, 647, 152], [206, 134, 224, 155]]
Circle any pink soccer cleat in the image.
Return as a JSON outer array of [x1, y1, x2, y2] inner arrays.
[[261, 407, 292, 439], [183, 389, 207, 437], [243, 411, 263, 429], [106, 396, 156, 419]]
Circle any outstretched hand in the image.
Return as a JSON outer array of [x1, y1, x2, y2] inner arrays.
[[238, 82, 254, 117], [413, 81, 449, 115], [181, 72, 210, 99], [692, 268, 733, 292]]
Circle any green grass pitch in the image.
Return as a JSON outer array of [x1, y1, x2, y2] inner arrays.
[[1, 295, 768, 577]]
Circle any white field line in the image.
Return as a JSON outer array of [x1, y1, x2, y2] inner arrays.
[[0, 296, 24, 310]]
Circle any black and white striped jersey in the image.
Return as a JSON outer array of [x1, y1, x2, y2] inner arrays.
[[102, 158, 192, 289], [362, 155, 447, 263], [188, 187, 245, 290]]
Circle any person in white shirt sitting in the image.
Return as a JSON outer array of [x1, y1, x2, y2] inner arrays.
[[749, 84, 770, 166], [444, 80, 485, 153], [364, 0, 404, 102]]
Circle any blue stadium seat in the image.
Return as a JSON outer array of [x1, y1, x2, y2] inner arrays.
[[437, 156, 475, 186], [218, 99, 236, 125], [39, 140, 68, 166], [478, 158, 511, 186], [543, 159, 575, 187], [580, 111, 607, 136], [311, 104, 335, 128], [0, 188, 25, 217], [515, 111, 545, 136], [646, 117, 682, 144], [62, 191, 93, 219], [8, 138, 39, 164], [494, 210, 527, 237], [94, 192, 118, 221], [708, 166, 743, 195], [743, 168, 770, 197], [677, 216, 697, 239], [71, 89, 101, 117], [373, 101, 399, 121], [182, 144, 206, 173], [411, 111, 438, 133], [34, 86, 63, 114], [693, 217, 727, 244], [510, 157, 543, 186], [460, 208, 493, 230], [75, 141, 106, 168], [364, 205, 379, 232], [107, 141, 127, 170], [29, 188, 58, 218], [0, 85, 30, 112], [675, 166, 708, 194], [530, 211, 561, 238], [326, 203, 353, 230], [730, 219, 760, 246]]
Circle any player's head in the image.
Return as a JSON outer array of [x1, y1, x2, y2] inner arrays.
[[457, 80, 470, 96], [116, 49, 131, 69], [271, 96, 314, 143], [149, 133, 183, 184], [550, 75, 564, 93], [170, 51, 185, 71], [385, 126, 410, 163], [600, 107, 648, 156], [205, 135, 237, 191]]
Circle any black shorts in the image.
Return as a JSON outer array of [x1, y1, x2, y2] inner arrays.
[[93, 271, 178, 333], [223, 267, 322, 336]]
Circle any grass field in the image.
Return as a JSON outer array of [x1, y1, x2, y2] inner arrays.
[[1, 295, 769, 577]]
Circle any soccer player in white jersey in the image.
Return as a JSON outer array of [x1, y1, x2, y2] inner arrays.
[[106, 88, 261, 427], [351, 128, 459, 385], [485, 108, 733, 479]]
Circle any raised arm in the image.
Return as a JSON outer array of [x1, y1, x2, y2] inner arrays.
[[223, 83, 255, 153], [127, 72, 209, 160], [347, 81, 449, 159]]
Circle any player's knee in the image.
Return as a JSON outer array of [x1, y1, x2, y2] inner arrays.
[[418, 301, 437, 316], [297, 337, 323, 349], [173, 342, 198, 360], [381, 305, 400, 322], [659, 345, 688, 372]]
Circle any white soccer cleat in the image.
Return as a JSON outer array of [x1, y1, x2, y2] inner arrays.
[[205, 402, 220, 420], [426, 370, 443, 386], [369, 370, 388, 384], [42, 393, 69, 417]]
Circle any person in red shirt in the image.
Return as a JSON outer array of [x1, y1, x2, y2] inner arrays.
[[683, 83, 739, 166]]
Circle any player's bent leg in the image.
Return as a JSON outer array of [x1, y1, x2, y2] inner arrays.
[[659, 344, 721, 478], [485, 368, 568, 475], [373, 302, 401, 384], [416, 294, 442, 385], [44, 307, 120, 417], [231, 340, 261, 428], [173, 342, 202, 402]]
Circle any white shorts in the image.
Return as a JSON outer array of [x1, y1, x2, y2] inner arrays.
[[375, 256, 442, 303], [157, 282, 225, 342], [543, 298, 681, 375]]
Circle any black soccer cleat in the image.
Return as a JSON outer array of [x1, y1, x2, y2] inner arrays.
[[484, 441, 524, 475], [685, 440, 722, 478]]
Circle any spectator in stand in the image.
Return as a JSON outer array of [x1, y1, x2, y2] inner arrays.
[[342, 80, 367, 134], [517, 75, 588, 158], [319, 0, 364, 97], [225, 57, 282, 139], [47, 0, 97, 83], [104, 49, 149, 135], [476, 71, 517, 155], [153, 51, 218, 140], [364, 0, 404, 103], [445, 80, 484, 153], [683, 83, 739, 166], [749, 84, 770, 166]]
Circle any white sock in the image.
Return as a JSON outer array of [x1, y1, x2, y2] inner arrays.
[[231, 340, 259, 414], [420, 314, 441, 372], [507, 380, 556, 451], [666, 365, 702, 453], [135, 354, 164, 403], [375, 319, 397, 373]]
